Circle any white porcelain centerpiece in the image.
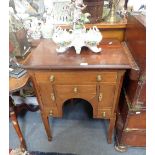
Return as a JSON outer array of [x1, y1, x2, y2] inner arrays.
[[52, 26, 102, 54], [52, 0, 103, 54]]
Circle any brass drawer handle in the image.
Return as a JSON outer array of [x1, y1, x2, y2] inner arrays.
[[102, 112, 106, 118], [51, 93, 55, 101], [73, 87, 78, 93], [125, 128, 143, 132], [49, 75, 55, 82], [99, 93, 102, 102], [49, 110, 53, 116], [97, 75, 102, 82]]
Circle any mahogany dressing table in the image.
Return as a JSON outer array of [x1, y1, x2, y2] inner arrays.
[[22, 38, 137, 144]]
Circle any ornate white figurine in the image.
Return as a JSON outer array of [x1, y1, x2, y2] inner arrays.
[[52, 0, 103, 54]]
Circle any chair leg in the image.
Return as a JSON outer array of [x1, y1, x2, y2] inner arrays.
[[9, 96, 27, 152]]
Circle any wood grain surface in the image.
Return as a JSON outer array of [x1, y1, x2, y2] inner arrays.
[[22, 39, 132, 70]]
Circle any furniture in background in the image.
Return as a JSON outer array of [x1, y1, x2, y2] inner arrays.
[[29, 19, 127, 48], [83, 0, 104, 23], [9, 74, 29, 151], [9, 73, 39, 151], [115, 14, 146, 152], [22, 38, 137, 144], [60, 19, 127, 42]]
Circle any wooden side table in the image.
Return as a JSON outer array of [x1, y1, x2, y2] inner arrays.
[[9, 73, 39, 151], [22, 39, 139, 144]]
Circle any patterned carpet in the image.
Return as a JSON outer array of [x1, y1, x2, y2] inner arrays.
[[9, 148, 77, 155], [30, 152, 77, 155]]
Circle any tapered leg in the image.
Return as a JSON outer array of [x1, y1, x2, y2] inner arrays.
[[41, 113, 52, 141], [9, 96, 26, 152], [107, 114, 116, 144]]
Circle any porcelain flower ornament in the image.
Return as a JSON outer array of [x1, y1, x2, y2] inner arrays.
[[52, 0, 103, 54]]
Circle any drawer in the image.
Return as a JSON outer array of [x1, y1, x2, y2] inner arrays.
[[44, 107, 60, 117], [126, 111, 146, 129], [35, 71, 117, 84], [97, 109, 112, 119], [37, 82, 56, 107], [122, 130, 146, 147], [98, 84, 116, 108], [55, 84, 97, 101]]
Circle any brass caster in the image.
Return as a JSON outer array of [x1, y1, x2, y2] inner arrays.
[[21, 147, 26, 152], [20, 142, 26, 152], [114, 144, 128, 152], [48, 137, 52, 141]]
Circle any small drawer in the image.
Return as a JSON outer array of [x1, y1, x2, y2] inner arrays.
[[37, 83, 56, 107], [35, 71, 117, 84], [44, 107, 59, 117], [55, 85, 97, 100], [98, 83, 116, 108], [97, 109, 112, 119], [55, 85, 96, 94]]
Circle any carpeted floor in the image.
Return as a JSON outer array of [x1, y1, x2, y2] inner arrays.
[[30, 151, 77, 155], [9, 97, 146, 155], [9, 149, 77, 155]]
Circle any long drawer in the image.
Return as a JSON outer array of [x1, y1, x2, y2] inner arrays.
[[34, 71, 117, 84], [122, 130, 146, 147]]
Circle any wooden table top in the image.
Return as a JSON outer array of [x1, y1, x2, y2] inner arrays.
[[22, 39, 137, 70], [9, 73, 29, 93]]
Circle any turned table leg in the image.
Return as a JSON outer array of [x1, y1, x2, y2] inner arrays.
[[41, 113, 52, 141], [107, 114, 116, 144], [9, 96, 26, 151]]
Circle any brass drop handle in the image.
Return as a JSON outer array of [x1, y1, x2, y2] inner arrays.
[[73, 87, 78, 93], [49, 75, 55, 82], [51, 93, 55, 101], [49, 110, 53, 116], [102, 112, 106, 118], [97, 75, 102, 82], [99, 93, 102, 102]]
